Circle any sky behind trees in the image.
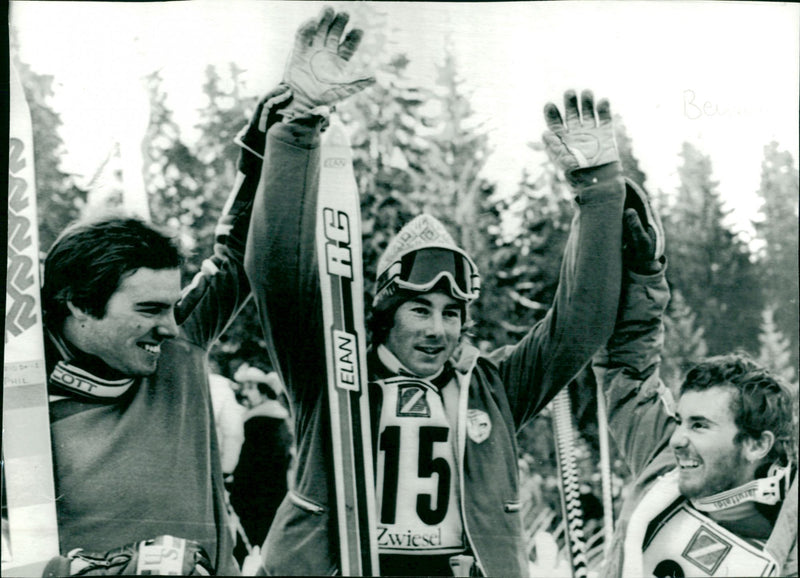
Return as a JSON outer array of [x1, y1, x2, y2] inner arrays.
[[10, 1, 800, 238]]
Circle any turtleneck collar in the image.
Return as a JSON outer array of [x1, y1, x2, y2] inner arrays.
[[47, 329, 136, 400], [49, 329, 130, 381], [375, 344, 454, 389]]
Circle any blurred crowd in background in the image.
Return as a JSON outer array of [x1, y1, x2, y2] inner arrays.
[[208, 363, 293, 567]]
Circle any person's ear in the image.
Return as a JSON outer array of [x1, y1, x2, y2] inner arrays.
[[66, 301, 91, 322], [743, 430, 775, 464]]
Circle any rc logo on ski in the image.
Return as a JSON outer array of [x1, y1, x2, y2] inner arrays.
[[323, 208, 353, 279]]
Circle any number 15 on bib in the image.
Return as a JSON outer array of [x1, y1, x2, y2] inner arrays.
[[317, 115, 380, 576]]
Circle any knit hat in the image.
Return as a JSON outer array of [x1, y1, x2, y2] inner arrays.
[[372, 214, 480, 313]]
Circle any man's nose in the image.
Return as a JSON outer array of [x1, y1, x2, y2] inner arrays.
[[425, 313, 445, 337], [156, 311, 179, 339], [669, 425, 688, 450]]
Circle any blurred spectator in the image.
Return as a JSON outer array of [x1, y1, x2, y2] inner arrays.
[[208, 373, 245, 479], [229, 365, 293, 565]]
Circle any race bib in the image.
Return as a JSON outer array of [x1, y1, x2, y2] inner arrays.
[[374, 377, 464, 554], [643, 503, 778, 577]]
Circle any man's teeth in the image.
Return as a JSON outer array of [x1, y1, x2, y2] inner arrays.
[[141, 343, 161, 354], [418, 347, 441, 354], [679, 459, 700, 469]]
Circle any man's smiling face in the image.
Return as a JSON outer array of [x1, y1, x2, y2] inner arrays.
[[384, 291, 462, 378], [72, 267, 181, 377], [669, 386, 754, 499]]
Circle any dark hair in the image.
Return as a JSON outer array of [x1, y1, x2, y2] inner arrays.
[[368, 306, 397, 346], [42, 216, 183, 328], [680, 353, 796, 465]]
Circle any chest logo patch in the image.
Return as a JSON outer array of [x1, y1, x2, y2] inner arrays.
[[397, 385, 431, 417], [682, 526, 732, 575], [466, 409, 491, 443]]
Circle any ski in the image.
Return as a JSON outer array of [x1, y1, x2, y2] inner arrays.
[[316, 115, 379, 576], [4, 64, 60, 576]]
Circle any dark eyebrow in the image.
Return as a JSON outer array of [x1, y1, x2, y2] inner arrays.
[[675, 412, 715, 425], [409, 296, 434, 306]]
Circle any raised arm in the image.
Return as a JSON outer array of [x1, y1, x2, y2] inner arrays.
[[592, 180, 674, 479], [176, 86, 292, 348], [489, 90, 625, 427], [244, 7, 373, 407]]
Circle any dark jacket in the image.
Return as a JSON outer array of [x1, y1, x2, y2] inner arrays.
[[230, 400, 293, 548], [46, 160, 258, 577], [245, 117, 626, 576], [593, 269, 798, 577]]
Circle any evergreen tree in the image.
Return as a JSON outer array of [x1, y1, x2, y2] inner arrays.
[[341, 53, 433, 292], [662, 289, 708, 391], [11, 29, 87, 252], [334, 7, 504, 352], [478, 156, 573, 347], [142, 69, 205, 278], [615, 115, 647, 189], [421, 42, 499, 347], [194, 64, 272, 373], [335, 4, 431, 295], [757, 307, 797, 385], [421, 42, 492, 256], [191, 63, 253, 271], [664, 142, 763, 357], [335, 4, 500, 328], [753, 142, 799, 369], [142, 63, 273, 374]]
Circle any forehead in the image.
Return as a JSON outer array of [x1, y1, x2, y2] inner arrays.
[[677, 386, 737, 423], [114, 267, 181, 301]]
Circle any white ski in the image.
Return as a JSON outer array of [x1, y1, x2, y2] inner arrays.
[[316, 115, 379, 576], [4, 64, 60, 576]]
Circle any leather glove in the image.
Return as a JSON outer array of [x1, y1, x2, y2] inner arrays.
[[623, 179, 665, 274], [234, 84, 293, 171], [280, 6, 375, 120], [542, 89, 619, 170], [43, 535, 214, 576]]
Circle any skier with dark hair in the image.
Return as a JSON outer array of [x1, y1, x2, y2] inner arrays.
[[592, 260, 798, 575], [39, 87, 294, 575], [243, 8, 667, 576]]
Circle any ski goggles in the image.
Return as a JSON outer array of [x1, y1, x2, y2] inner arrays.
[[376, 247, 480, 303]]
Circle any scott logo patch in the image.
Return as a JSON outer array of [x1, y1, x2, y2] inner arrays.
[[682, 526, 732, 575], [466, 409, 491, 443], [397, 385, 430, 417]]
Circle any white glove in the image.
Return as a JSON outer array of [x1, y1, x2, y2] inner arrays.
[[281, 6, 375, 120], [542, 89, 619, 170]]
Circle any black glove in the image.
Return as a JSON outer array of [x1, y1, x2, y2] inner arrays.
[[623, 179, 665, 274], [206, 85, 293, 258], [234, 85, 293, 174], [43, 535, 214, 576]]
